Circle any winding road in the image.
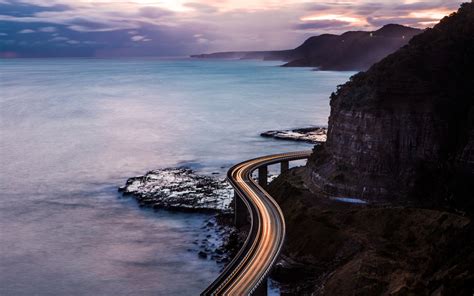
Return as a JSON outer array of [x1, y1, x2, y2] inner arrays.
[[202, 151, 312, 295]]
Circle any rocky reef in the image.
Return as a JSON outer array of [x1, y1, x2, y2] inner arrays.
[[306, 2, 474, 210], [119, 168, 233, 212], [260, 127, 327, 143]]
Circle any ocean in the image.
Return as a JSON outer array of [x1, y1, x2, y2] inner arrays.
[[0, 58, 353, 295]]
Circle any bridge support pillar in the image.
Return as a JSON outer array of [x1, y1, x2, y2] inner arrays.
[[258, 166, 268, 189], [253, 277, 268, 296], [280, 160, 289, 173], [234, 191, 247, 227]]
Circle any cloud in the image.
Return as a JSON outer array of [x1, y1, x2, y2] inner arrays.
[[38, 26, 56, 32], [394, 2, 460, 11], [184, 3, 218, 14], [0, 0, 464, 57], [367, 16, 439, 28], [302, 3, 334, 11], [50, 36, 69, 41], [294, 20, 351, 31], [139, 6, 174, 19], [0, 2, 70, 17], [18, 29, 35, 33], [65, 18, 134, 32], [130, 35, 151, 42]]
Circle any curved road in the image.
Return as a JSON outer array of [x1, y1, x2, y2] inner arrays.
[[202, 151, 312, 295]]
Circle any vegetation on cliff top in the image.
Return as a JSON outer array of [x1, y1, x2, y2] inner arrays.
[[317, 2, 474, 210]]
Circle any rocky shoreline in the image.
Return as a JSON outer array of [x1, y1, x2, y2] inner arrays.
[[118, 168, 248, 268], [190, 213, 246, 267], [119, 168, 233, 212], [261, 127, 327, 143], [116, 136, 311, 284]]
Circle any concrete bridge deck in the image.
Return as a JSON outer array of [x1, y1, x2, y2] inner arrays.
[[201, 151, 312, 295]]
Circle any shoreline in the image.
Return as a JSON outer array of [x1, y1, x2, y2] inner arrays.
[[116, 127, 322, 289], [118, 167, 247, 270]]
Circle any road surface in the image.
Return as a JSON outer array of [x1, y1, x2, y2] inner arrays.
[[202, 151, 312, 295]]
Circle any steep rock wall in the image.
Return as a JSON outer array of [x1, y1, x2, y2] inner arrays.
[[306, 2, 474, 208]]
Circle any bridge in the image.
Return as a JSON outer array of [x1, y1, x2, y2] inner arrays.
[[201, 151, 312, 295]]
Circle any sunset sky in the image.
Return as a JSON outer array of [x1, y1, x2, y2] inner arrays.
[[0, 0, 464, 57]]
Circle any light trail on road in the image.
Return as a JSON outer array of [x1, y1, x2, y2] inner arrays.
[[202, 151, 312, 295]]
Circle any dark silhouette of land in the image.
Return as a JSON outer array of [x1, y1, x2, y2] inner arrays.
[[191, 24, 422, 71]]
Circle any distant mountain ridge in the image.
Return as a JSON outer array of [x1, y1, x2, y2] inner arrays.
[[191, 24, 422, 71]]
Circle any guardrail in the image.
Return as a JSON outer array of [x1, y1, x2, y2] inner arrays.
[[201, 151, 312, 295]]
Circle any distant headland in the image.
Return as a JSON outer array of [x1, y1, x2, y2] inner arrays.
[[191, 24, 422, 71]]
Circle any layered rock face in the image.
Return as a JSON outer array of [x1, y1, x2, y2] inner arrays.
[[307, 3, 474, 208]]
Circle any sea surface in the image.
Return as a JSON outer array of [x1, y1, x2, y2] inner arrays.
[[0, 58, 352, 295]]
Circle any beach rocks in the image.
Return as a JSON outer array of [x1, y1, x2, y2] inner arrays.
[[260, 127, 327, 143], [191, 214, 245, 267], [119, 168, 233, 212]]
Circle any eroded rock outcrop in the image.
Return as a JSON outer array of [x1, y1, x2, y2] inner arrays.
[[260, 127, 327, 143], [306, 2, 474, 210], [119, 168, 233, 212]]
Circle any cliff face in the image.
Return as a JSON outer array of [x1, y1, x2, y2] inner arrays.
[[191, 24, 421, 71], [307, 3, 474, 209]]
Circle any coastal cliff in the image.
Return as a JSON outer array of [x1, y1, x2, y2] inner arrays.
[[268, 2, 474, 295], [306, 2, 474, 209], [191, 24, 421, 71]]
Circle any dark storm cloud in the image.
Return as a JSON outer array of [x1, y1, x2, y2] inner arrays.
[[0, 2, 70, 17], [0, 2, 206, 58]]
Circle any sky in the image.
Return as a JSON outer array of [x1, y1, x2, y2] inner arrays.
[[0, 0, 464, 57]]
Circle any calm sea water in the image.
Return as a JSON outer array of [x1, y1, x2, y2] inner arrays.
[[0, 58, 352, 295]]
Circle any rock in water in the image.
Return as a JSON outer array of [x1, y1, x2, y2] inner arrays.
[[119, 168, 233, 212], [261, 127, 327, 143]]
